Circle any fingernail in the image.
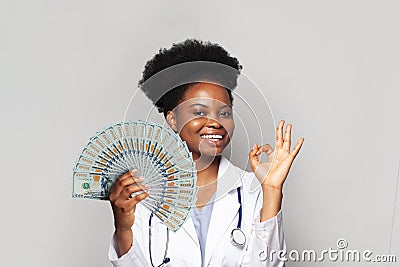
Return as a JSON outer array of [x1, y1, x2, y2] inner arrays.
[[136, 177, 145, 182]]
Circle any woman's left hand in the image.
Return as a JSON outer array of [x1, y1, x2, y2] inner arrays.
[[249, 120, 304, 190]]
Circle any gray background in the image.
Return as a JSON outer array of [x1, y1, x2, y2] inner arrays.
[[1, 0, 399, 266]]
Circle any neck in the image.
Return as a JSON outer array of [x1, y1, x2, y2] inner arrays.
[[195, 155, 220, 186]]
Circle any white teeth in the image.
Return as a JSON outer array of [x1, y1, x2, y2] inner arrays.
[[201, 134, 223, 140]]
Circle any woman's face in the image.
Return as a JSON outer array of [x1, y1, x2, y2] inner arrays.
[[167, 83, 235, 160]]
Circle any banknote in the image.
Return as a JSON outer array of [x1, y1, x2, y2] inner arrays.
[[72, 120, 198, 231]]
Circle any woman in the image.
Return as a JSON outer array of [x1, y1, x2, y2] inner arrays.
[[108, 39, 304, 266]]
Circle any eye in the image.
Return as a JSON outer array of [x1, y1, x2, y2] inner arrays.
[[193, 111, 206, 116], [219, 111, 232, 117]]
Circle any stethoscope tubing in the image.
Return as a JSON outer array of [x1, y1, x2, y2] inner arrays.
[[236, 187, 242, 229]]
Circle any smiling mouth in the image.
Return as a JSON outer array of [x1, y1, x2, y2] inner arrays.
[[201, 134, 224, 141]]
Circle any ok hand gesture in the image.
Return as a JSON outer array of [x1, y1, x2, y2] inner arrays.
[[249, 120, 304, 190]]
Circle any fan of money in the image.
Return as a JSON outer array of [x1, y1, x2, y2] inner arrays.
[[72, 120, 198, 231]]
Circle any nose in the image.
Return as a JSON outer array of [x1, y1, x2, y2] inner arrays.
[[206, 116, 222, 128]]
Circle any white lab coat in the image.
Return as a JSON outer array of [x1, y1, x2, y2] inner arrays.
[[109, 156, 286, 266]]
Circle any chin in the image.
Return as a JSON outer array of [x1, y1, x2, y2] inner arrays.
[[201, 149, 225, 158]]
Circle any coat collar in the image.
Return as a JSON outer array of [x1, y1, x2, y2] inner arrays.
[[182, 156, 243, 264]]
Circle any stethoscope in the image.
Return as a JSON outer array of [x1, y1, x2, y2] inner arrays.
[[230, 187, 246, 246], [148, 187, 245, 266]]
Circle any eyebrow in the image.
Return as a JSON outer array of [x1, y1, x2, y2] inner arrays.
[[189, 103, 208, 108], [188, 103, 232, 108]]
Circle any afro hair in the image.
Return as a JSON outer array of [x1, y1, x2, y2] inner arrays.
[[138, 39, 242, 117]]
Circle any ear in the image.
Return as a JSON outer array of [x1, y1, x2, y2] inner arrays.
[[166, 111, 178, 133]]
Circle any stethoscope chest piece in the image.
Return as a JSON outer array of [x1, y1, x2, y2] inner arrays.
[[230, 228, 246, 246]]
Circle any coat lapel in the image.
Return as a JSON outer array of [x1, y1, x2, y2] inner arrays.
[[182, 213, 200, 247]]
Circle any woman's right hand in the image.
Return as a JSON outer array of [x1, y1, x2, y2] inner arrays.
[[109, 169, 149, 256]]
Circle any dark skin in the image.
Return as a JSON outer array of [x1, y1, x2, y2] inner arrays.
[[109, 82, 304, 257], [166, 83, 235, 210]]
